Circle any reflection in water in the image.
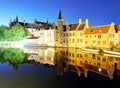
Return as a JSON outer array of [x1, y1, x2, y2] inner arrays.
[[0, 47, 120, 80], [1, 47, 120, 88], [23, 47, 120, 80], [0, 48, 25, 69]]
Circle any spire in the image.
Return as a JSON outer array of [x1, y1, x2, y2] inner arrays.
[[10, 16, 12, 23], [34, 17, 37, 24], [46, 18, 49, 23], [16, 15, 18, 22], [58, 9, 62, 19], [23, 20, 26, 26]]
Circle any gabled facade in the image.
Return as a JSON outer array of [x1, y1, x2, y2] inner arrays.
[[64, 19, 89, 48], [84, 23, 116, 50], [56, 10, 89, 48]]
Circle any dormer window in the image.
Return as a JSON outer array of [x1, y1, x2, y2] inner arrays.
[[99, 29, 102, 32], [90, 29, 93, 32]]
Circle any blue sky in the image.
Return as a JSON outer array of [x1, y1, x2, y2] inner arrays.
[[0, 0, 120, 26]]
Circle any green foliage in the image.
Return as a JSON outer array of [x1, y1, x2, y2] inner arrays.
[[0, 48, 25, 65], [0, 25, 8, 40], [0, 23, 26, 41]]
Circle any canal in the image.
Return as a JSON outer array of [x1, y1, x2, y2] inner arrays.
[[0, 46, 120, 88]]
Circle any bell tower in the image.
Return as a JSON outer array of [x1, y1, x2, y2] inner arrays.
[[16, 15, 18, 23], [56, 9, 64, 46], [58, 9, 63, 28]]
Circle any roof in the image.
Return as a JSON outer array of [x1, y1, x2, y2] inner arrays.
[[58, 10, 62, 19], [69, 23, 78, 30], [85, 63, 109, 77], [19, 22, 29, 26], [10, 21, 29, 27], [35, 21, 47, 25], [115, 24, 120, 32], [84, 25, 111, 34], [78, 23, 85, 30], [26, 23, 40, 29]]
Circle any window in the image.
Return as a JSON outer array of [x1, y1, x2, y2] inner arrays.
[[99, 29, 102, 32], [80, 33, 83, 36], [110, 41, 113, 45], [97, 62, 101, 67], [66, 51, 68, 55], [103, 41, 107, 45], [77, 54, 79, 57], [72, 60, 75, 63], [85, 60, 88, 63], [98, 41, 101, 45], [69, 39, 71, 42], [80, 39, 83, 43], [73, 39, 74, 43], [69, 53, 71, 56], [85, 41, 88, 44], [77, 39, 79, 43], [73, 33, 75, 36], [80, 54, 83, 58], [103, 57, 106, 62], [98, 35, 101, 38], [93, 41, 95, 43], [92, 54, 95, 59], [80, 61, 82, 65], [97, 56, 100, 61], [85, 54, 88, 58], [90, 30, 93, 32], [86, 35, 88, 38], [63, 39, 65, 43], [72, 53, 74, 57]]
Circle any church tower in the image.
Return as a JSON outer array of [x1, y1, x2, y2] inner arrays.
[[56, 10, 64, 46], [58, 9, 63, 29], [16, 15, 18, 23]]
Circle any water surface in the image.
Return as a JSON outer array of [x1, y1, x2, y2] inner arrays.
[[0, 46, 120, 88]]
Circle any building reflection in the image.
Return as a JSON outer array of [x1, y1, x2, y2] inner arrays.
[[24, 47, 120, 79], [24, 47, 55, 66]]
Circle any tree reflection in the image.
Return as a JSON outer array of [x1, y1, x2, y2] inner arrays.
[[0, 48, 25, 69]]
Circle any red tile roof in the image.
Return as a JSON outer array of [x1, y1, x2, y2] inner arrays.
[[84, 25, 111, 34]]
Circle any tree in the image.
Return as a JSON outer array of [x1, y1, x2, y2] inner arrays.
[[10, 23, 26, 40], [0, 25, 8, 40], [0, 23, 26, 41]]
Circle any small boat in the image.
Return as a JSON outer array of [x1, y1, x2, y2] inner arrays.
[[81, 48, 100, 53], [104, 50, 120, 55]]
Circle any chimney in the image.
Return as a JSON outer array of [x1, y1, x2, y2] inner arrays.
[[79, 18, 82, 24], [85, 18, 89, 28], [111, 22, 115, 26]]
